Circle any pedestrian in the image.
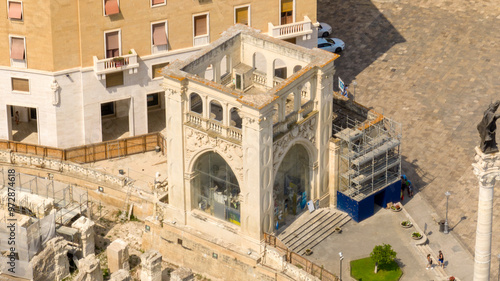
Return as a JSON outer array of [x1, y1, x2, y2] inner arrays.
[[14, 111, 19, 125], [426, 254, 433, 270], [400, 176, 406, 201], [438, 250, 444, 268], [406, 178, 413, 198]]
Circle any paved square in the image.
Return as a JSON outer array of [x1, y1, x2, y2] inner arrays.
[[319, 0, 500, 277]]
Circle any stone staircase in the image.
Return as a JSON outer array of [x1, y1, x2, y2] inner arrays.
[[414, 243, 449, 280], [277, 208, 351, 254]]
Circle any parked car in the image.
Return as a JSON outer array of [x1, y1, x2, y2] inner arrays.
[[317, 38, 345, 53], [318, 23, 332, 37]]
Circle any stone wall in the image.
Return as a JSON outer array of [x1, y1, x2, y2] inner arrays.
[[142, 218, 293, 281]]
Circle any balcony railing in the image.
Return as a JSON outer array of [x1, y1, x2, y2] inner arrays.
[[185, 112, 242, 142], [301, 100, 314, 117], [253, 71, 267, 86], [268, 16, 313, 39], [93, 49, 139, 80]]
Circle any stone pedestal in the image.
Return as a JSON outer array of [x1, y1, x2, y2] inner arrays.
[[72, 216, 95, 257], [140, 250, 162, 281], [107, 239, 130, 273], [110, 269, 132, 281], [472, 147, 500, 281], [171, 267, 194, 281], [76, 254, 103, 281]]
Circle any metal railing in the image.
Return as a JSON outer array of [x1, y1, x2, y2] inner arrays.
[[263, 233, 339, 281]]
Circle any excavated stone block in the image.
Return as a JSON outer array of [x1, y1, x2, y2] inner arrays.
[[107, 239, 130, 273], [170, 267, 194, 281], [71, 216, 95, 257], [140, 249, 162, 281], [31, 237, 69, 281], [110, 269, 132, 281], [75, 254, 103, 281]]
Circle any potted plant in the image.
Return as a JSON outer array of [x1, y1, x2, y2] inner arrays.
[[304, 249, 313, 256], [391, 204, 402, 212], [112, 57, 125, 67], [411, 232, 422, 240], [401, 220, 413, 228], [449, 277, 456, 281], [335, 227, 342, 233]]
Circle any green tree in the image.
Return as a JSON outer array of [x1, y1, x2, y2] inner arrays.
[[370, 244, 397, 273]]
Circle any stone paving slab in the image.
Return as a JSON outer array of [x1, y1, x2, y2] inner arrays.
[[319, 0, 499, 277]]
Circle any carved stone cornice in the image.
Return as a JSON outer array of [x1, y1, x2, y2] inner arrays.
[[472, 146, 500, 186]]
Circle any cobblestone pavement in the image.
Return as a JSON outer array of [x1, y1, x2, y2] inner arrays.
[[318, 0, 500, 277]]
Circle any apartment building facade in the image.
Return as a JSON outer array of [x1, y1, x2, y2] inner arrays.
[[0, 0, 318, 148]]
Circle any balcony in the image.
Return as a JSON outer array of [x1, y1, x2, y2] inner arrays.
[[268, 16, 313, 40], [185, 112, 242, 142], [93, 49, 139, 80]]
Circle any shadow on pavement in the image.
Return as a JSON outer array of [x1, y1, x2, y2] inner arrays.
[[317, 0, 406, 86]]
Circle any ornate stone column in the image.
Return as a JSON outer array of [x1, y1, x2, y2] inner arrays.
[[472, 147, 500, 281]]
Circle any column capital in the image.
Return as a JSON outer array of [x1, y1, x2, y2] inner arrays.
[[472, 146, 500, 185]]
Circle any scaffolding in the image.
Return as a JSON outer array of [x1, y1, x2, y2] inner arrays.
[[333, 116, 402, 201]]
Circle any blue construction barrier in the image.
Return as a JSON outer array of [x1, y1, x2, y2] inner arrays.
[[337, 180, 401, 222]]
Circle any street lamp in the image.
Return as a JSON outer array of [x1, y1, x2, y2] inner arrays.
[[444, 191, 451, 234], [339, 252, 344, 281]]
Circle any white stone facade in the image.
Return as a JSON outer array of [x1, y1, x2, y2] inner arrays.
[[160, 25, 337, 253], [0, 31, 316, 149]]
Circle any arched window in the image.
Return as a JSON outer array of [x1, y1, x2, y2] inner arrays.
[[273, 144, 310, 229], [192, 152, 241, 225], [190, 93, 203, 114], [210, 100, 223, 121], [230, 108, 242, 129], [273, 58, 287, 79], [253, 52, 267, 73], [293, 65, 302, 73]]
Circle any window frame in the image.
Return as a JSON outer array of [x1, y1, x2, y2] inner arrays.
[[9, 35, 26, 68], [234, 5, 250, 26], [104, 29, 121, 59], [279, 0, 295, 25], [193, 12, 209, 37], [7, 0, 23, 21], [151, 20, 168, 54], [150, 0, 166, 8], [103, 0, 120, 16], [11, 77, 30, 93]]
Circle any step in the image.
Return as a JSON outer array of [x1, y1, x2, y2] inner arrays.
[[416, 244, 447, 278], [308, 215, 351, 251], [279, 210, 330, 243], [284, 212, 337, 246], [289, 213, 344, 252], [286, 212, 341, 249], [280, 210, 333, 244]]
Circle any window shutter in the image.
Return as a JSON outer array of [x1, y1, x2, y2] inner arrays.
[[106, 32, 119, 51], [11, 38, 25, 60], [194, 15, 207, 36], [105, 0, 119, 15], [12, 78, 29, 92], [106, 72, 124, 87], [153, 23, 167, 46], [8, 2, 22, 19], [235, 7, 248, 25], [152, 0, 164, 5], [281, 0, 293, 12]]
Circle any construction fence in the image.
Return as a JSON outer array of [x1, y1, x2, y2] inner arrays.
[[0, 132, 166, 164], [264, 233, 339, 281]]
